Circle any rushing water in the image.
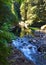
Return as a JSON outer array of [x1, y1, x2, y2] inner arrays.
[[12, 35, 46, 65]]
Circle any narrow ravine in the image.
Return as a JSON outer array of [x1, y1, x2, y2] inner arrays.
[[12, 34, 46, 65]]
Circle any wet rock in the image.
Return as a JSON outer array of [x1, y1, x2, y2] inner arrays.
[[33, 39, 36, 43], [44, 54, 46, 59], [28, 45, 32, 49], [21, 40, 23, 43], [28, 46, 32, 49], [34, 31, 41, 37], [22, 43, 27, 46], [34, 30, 45, 38], [28, 39, 33, 43], [38, 44, 46, 53], [28, 39, 37, 44]]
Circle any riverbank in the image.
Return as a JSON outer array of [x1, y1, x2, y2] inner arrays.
[[7, 47, 35, 65]]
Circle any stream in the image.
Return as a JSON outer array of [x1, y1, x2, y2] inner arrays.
[[12, 35, 46, 65]]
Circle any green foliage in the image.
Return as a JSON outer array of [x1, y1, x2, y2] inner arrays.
[[0, 30, 16, 42], [15, 0, 24, 5], [0, 0, 18, 65], [0, 27, 16, 65], [0, 39, 11, 65], [0, 0, 19, 25], [20, 0, 46, 26], [36, 0, 46, 22]]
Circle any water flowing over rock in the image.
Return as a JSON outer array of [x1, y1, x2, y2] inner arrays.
[[12, 35, 46, 65]]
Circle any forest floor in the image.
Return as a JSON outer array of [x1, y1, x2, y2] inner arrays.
[[7, 30, 46, 65]]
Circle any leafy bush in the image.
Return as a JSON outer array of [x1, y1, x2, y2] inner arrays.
[[20, 0, 46, 26], [0, 28, 16, 65], [0, 0, 18, 65], [0, 39, 11, 65]]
